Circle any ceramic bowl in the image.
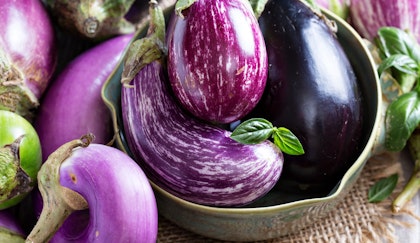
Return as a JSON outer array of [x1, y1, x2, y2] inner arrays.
[[102, 6, 382, 242]]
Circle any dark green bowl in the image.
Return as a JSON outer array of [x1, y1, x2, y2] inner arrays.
[[102, 6, 382, 242]]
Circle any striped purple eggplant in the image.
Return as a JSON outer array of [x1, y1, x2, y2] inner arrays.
[[122, 60, 283, 207], [26, 135, 158, 243], [350, 0, 420, 43], [120, 0, 282, 207], [166, 0, 268, 124]]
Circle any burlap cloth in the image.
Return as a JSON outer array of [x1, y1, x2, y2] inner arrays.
[[156, 152, 420, 242]]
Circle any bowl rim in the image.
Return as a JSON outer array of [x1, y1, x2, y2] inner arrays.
[[101, 7, 383, 214]]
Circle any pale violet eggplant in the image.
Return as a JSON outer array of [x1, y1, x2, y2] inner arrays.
[[34, 34, 132, 161], [166, 0, 268, 124], [26, 135, 158, 243], [350, 0, 420, 43], [0, 0, 57, 120], [0, 210, 25, 242]]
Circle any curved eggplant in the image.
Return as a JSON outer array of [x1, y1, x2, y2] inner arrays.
[[248, 0, 364, 193], [121, 1, 283, 207], [26, 134, 158, 243], [166, 0, 268, 124]]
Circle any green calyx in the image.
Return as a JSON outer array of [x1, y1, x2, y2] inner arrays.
[[121, 0, 167, 86], [0, 136, 32, 205], [0, 49, 39, 121]]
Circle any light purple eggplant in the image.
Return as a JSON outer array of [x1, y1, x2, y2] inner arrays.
[[0, 0, 57, 120], [121, 1, 283, 207], [26, 134, 158, 243], [0, 210, 25, 242], [166, 0, 268, 124], [34, 34, 132, 161], [350, 0, 420, 43]]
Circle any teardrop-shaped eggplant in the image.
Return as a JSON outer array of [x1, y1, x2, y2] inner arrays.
[[166, 0, 268, 124], [249, 0, 364, 194]]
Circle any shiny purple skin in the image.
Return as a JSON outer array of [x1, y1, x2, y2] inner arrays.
[[34, 34, 132, 161], [167, 0, 268, 124], [250, 0, 364, 193], [0, 0, 56, 99], [50, 144, 157, 242], [350, 0, 420, 43], [121, 61, 283, 207], [0, 210, 25, 238]]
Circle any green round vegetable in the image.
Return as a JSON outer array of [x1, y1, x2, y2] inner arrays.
[[0, 110, 42, 209]]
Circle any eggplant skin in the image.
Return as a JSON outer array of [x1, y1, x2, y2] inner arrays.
[[249, 0, 364, 193], [121, 61, 283, 207], [167, 0, 268, 124]]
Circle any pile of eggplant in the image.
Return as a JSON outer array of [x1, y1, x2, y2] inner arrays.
[[0, 0, 373, 241]]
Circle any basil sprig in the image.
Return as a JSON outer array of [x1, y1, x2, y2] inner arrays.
[[376, 27, 420, 151], [368, 173, 399, 203], [230, 118, 304, 155]]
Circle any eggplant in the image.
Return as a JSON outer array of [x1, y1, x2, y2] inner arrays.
[[121, 1, 283, 207], [248, 0, 364, 194], [0, 0, 57, 120], [0, 210, 25, 242], [34, 34, 132, 161], [26, 134, 158, 243], [166, 0, 268, 124]]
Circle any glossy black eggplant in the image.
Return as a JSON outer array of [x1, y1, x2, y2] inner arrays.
[[249, 0, 364, 194]]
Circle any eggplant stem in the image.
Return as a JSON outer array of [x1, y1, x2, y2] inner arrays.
[[121, 0, 166, 86], [392, 163, 420, 213], [25, 134, 94, 243], [392, 129, 420, 213]]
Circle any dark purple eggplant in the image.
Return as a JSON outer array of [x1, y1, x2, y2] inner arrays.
[[248, 0, 364, 194], [121, 1, 283, 207], [166, 0, 268, 124]]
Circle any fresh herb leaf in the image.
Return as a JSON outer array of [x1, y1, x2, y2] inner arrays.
[[368, 173, 399, 203], [272, 127, 305, 155], [376, 27, 420, 63], [385, 91, 420, 151], [378, 54, 418, 77], [230, 118, 274, 144], [230, 118, 304, 155]]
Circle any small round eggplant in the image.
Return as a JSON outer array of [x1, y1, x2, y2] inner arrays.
[[166, 0, 268, 124], [249, 0, 364, 193], [0, 0, 57, 120], [121, 1, 283, 207], [0, 110, 42, 210], [34, 34, 132, 161], [26, 134, 158, 243]]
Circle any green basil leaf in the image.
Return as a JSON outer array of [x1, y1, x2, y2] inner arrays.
[[376, 27, 420, 63], [368, 173, 399, 203], [272, 127, 305, 155], [230, 118, 274, 144], [385, 91, 420, 151], [378, 54, 418, 77]]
